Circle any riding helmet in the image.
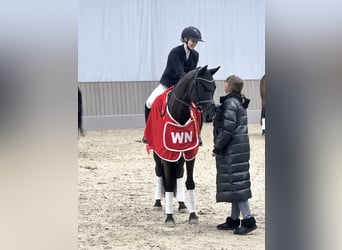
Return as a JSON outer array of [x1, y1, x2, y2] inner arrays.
[[181, 26, 204, 42]]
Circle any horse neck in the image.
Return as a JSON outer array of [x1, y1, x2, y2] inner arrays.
[[168, 79, 193, 125]]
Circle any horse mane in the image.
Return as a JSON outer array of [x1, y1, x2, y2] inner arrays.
[[176, 68, 198, 87]]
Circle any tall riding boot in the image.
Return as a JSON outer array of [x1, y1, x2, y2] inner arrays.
[[142, 104, 151, 143], [145, 104, 151, 123]]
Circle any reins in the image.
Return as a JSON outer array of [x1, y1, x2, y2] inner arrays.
[[171, 89, 192, 108]]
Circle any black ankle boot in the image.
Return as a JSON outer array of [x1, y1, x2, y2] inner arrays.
[[234, 216, 257, 235], [217, 217, 240, 230]]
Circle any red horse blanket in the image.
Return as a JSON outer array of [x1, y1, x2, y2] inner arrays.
[[144, 88, 201, 162]]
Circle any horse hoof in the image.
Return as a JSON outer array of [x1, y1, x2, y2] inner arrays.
[[153, 199, 162, 208], [165, 214, 176, 227], [165, 219, 176, 227], [189, 212, 199, 224], [178, 202, 187, 213]]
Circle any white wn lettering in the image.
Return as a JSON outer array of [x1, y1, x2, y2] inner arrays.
[[171, 131, 193, 144]]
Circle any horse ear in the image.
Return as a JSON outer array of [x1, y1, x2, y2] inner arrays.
[[208, 66, 221, 76], [197, 65, 208, 75]]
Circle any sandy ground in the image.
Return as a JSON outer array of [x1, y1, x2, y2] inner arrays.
[[78, 123, 265, 250]]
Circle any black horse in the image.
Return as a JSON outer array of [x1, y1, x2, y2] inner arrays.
[[144, 65, 220, 226]]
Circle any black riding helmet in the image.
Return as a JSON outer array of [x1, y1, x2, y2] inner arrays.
[[181, 26, 204, 42]]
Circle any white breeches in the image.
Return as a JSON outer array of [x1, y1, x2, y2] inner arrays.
[[145, 84, 168, 109]]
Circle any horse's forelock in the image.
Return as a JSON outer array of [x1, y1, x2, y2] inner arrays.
[[183, 69, 198, 82]]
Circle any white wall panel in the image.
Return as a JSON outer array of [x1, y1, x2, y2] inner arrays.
[[79, 0, 265, 82]]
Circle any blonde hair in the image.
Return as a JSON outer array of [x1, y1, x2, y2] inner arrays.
[[225, 75, 243, 93]]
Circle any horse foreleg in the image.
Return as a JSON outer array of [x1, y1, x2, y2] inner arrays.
[[185, 159, 198, 224], [162, 160, 177, 226], [153, 176, 163, 209], [164, 192, 175, 226]]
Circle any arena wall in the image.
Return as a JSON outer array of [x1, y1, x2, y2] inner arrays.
[[78, 80, 262, 130]]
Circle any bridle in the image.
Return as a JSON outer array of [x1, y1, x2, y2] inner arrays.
[[171, 72, 215, 112]]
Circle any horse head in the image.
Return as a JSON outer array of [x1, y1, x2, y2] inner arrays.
[[189, 65, 220, 123]]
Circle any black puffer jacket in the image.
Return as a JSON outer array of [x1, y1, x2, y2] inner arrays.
[[213, 91, 252, 202], [160, 45, 199, 88]]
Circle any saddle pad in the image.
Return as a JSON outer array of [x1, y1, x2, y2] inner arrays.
[[144, 88, 201, 161]]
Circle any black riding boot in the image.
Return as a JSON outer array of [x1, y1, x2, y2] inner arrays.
[[142, 104, 151, 144], [144, 104, 151, 123]]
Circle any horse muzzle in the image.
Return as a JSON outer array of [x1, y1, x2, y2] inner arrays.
[[201, 103, 216, 123]]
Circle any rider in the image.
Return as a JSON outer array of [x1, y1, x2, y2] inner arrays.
[[142, 26, 204, 143]]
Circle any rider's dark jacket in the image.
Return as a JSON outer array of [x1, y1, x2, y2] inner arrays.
[[213, 91, 252, 202], [160, 45, 199, 88]]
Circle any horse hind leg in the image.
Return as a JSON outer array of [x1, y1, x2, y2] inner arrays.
[[153, 153, 164, 209], [176, 178, 187, 213], [174, 158, 187, 213]]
